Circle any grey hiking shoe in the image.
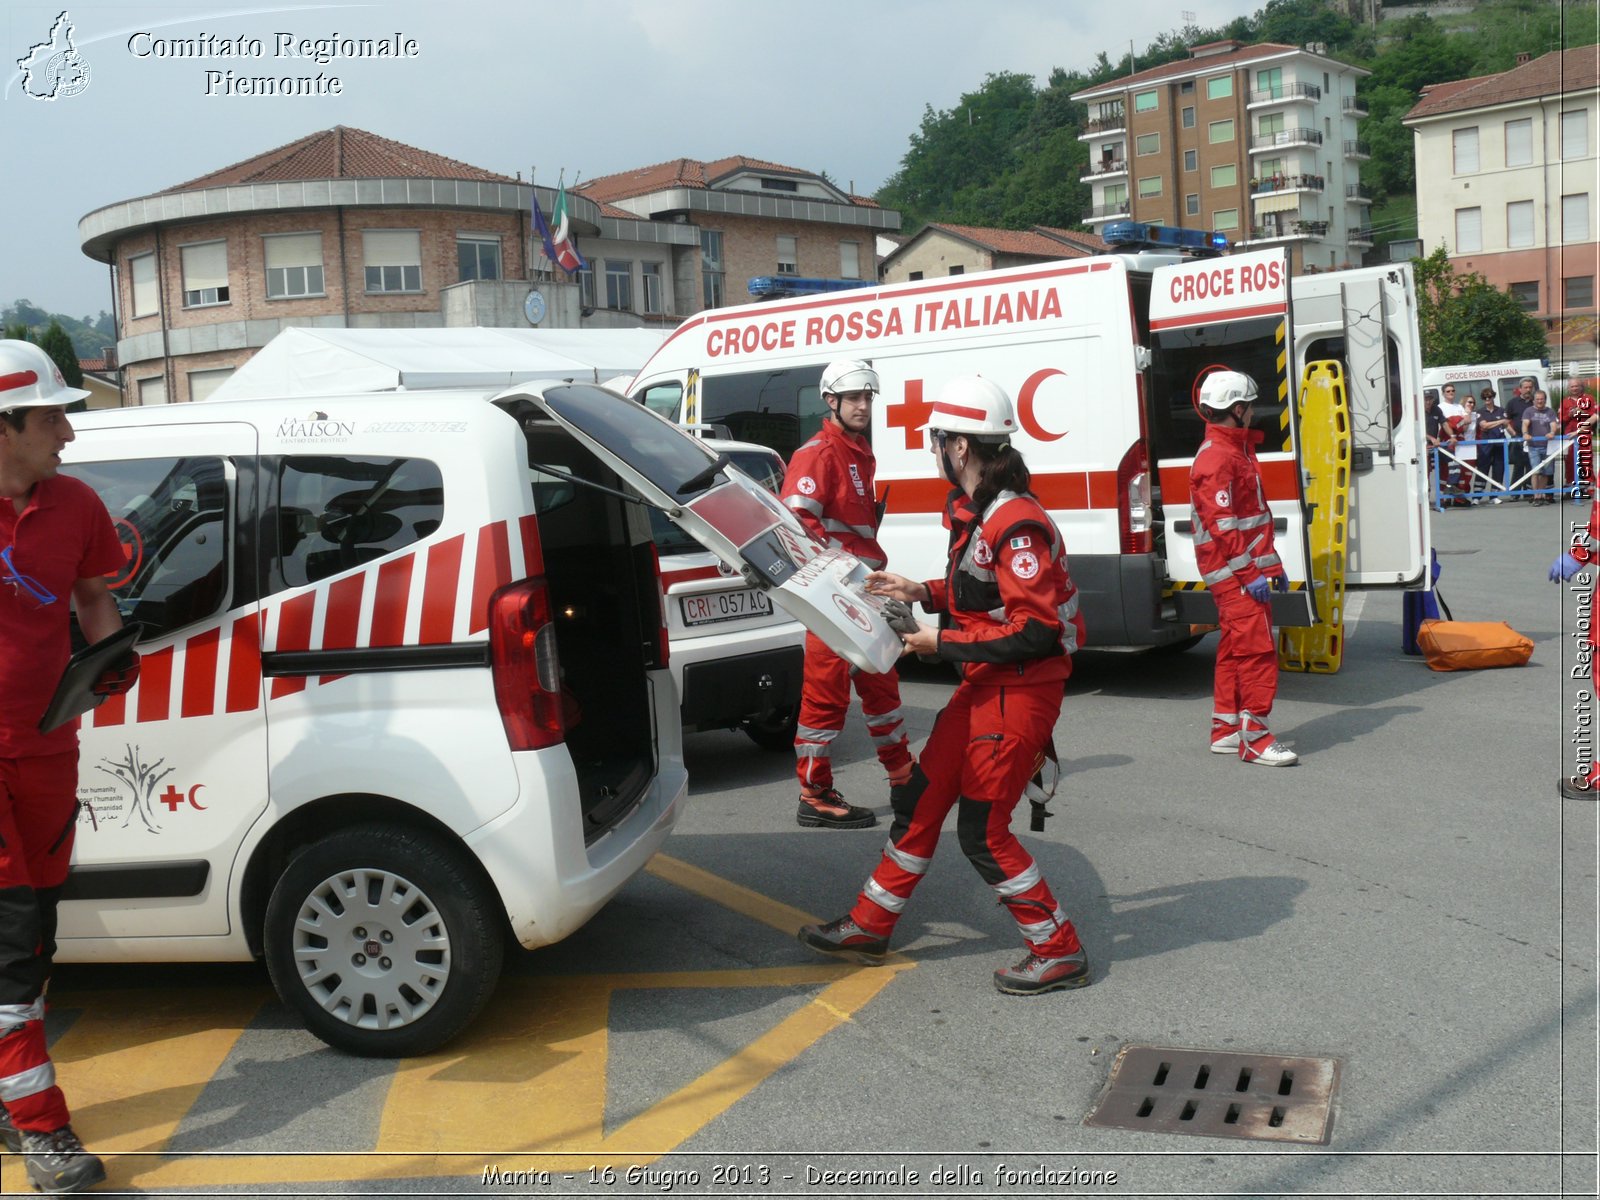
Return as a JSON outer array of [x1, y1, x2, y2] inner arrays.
[[20, 1124, 106, 1194], [797, 915, 889, 965], [0, 1105, 19, 1154], [993, 949, 1091, 995]]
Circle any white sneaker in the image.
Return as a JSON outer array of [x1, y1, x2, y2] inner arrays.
[[1210, 731, 1240, 754], [1241, 739, 1299, 767]]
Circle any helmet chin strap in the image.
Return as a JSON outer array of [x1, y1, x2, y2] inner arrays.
[[935, 432, 962, 486]]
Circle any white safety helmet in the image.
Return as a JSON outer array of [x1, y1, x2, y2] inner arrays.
[[819, 359, 880, 398], [920, 374, 1017, 440], [0, 339, 90, 411], [1197, 370, 1259, 412]]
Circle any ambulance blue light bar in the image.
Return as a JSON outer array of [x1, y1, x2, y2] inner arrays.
[[747, 276, 873, 299], [1101, 222, 1230, 255]]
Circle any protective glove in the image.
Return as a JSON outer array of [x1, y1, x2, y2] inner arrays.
[[1270, 573, 1291, 592], [1243, 577, 1272, 604], [93, 650, 141, 698], [883, 598, 940, 664], [1550, 552, 1584, 582]]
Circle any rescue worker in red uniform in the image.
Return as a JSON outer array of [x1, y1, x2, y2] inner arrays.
[[780, 360, 912, 829], [797, 376, 1091, 995], [1550, 495, 1600, 800], [1559, 378, 1596, 502], [1191, 370, 1299, 767], [0, 340, 139, 1193]]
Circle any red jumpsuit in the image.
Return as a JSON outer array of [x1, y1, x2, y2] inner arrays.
[[846, 488, 1087, 958], [0, 476, 124, 1134], [1559, 389, 1595, 497], [1190, 423, 1285, 755], [781, 420, 911, 791]]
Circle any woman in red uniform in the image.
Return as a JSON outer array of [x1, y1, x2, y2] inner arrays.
[[796, 376, 1091, 994]]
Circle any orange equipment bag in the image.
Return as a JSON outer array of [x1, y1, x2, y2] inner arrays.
[[1415, 619, 1533, 672]]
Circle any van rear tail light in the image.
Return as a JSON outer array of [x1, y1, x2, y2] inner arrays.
[[1117, 440, 1152, 555], [647, 544, 670, 670], [488, 579, 565, 751]]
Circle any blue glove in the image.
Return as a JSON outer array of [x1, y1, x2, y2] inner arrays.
[[1270, 573, 1290, 592], [1551, 552, 1584, 582], [1244, 577, 1272, 603]]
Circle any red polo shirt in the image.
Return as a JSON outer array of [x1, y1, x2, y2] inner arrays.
[[0, 474, 124, 758]]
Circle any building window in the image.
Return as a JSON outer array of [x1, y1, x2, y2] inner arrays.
[[1566, 276, 1596, 308], [1179, 80, 1194, 94], [1259, 156, 1285, 179], [760, 177, 799, 192], [1258, 112, 1284, 139], [908, 271, 923, 281], [1207, 75, 1233, 100], [129, 252, 158, 318], [1186, 193, 1200, 216], [1213, 208, 1239, 232], [949, 265, 965, 275], [362, 230, 422, 293], [1505, 118, 1533, 167], [180, 240, 229, 307], [579, 265, 597, 310], [1138, 176, 1163, 198], [1256, 67, 1282, 98], [1134, 89, 1158, 112], [1103, 183, 1128, 209], [1454, 206, 1482, 253], [1183, 149, 1198, 172], [1209, 119, 1234, 144], [1211, 163, 1237, 189], [1136, 133, 1161, 156], [1452, 127, 1479, 174], [264, 233, 325, 299], [456, 235, 500, 283], [186, 368, 234, 402], [700, 229, 725, 308], [1182, 106, 1196, 129], [1564, 194, 1591, 243], [776, 235, 798, 275], [641, 262, 663, 315], [840, 241, 860, 279], [1506, 200, 1535, 249], [1562, 110, 1589, 160], [1507, 281, 1540, 311], [137, 376, 167, 406], [604, 259, 632, 310]]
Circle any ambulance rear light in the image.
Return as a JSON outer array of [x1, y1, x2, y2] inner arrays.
[[646, 543, 670, 670], [1117, 440, 1152, 555], [488, 579, 566, 751]]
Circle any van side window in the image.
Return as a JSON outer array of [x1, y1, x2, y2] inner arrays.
[[275, 456, 444, 587], [637, 381, 682, 418], [66, 457, 231, 639], [700, 366, 826, 461], [1303, 334, 1403, 450]]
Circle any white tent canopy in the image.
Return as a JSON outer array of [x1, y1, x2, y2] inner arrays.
[[209, 327, 671, 401]]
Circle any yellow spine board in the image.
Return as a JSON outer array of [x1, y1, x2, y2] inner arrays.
[[1278, 360, 1350, 674]]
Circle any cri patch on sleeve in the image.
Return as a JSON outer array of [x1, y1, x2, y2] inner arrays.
[[1011, 550, 1040, 579], [1215, 488, 1231, 507]]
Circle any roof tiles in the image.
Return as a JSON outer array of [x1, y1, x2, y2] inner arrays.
[[1405, 46, 1599, 121]]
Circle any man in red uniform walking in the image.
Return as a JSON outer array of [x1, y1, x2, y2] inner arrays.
[[0, 339, 138, 1193], [780, 360, 912, 828], [1191, 370, 1298, 766]]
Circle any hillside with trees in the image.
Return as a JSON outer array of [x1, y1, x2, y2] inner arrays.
[[1, 300, 115, 358]]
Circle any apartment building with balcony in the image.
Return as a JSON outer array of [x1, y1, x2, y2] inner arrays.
[[1404, 46, 1599, 364], [1072, 40, 1372, 274]]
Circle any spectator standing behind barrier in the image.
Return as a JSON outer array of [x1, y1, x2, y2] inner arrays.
[[779, 359, 912, 830], [1476, 387, 1511, 502], [1424, 389, 1448, 499], [1559, 378, 1596, 502], [797, 375, 1092, 995], [1190, 370, 1298, 766], [1505, 377, 1536, 494], [1438, 384, 1468, 504], [1524, 392, 1556, 505], [1456, 393, 1481, 502], [0, 340, 139, 1194], [1549, 492, 1600, 800]]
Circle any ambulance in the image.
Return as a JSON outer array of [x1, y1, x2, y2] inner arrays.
[[55, 381, 896, 1056], [1420, 359, 1549, 408], [628, 245, 1432, 644]]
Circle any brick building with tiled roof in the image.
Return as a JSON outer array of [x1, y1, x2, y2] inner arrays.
[[880, 222, 1106, 283], [578, 156, 900, 309], [1403, 46, 1599, 364], [78, 126, 700, 404]]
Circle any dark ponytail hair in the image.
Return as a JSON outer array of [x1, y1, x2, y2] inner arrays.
[[966, 437, 1031, 511]]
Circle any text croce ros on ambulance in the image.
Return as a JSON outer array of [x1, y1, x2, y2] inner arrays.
[[1168, 256, 1284, 305]]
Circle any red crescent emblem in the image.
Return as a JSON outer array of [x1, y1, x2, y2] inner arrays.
[[188, 784, 207, 811], [108, 518, 143, 590], [1017, 368, 1069, 441]]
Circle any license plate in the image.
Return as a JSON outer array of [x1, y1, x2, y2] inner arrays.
[[680, 587, 772, 627]]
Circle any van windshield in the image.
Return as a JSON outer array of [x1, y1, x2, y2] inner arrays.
[[649, 448, 783, 554]]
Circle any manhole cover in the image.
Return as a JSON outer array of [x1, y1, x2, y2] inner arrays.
[[1084, 1045, 1339, 1144]]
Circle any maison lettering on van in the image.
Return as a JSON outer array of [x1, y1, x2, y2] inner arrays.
[[276, 411, 356, 441], [704, 285, 1065, 360]]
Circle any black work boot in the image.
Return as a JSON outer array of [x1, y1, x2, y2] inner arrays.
[[796, 915, 889, 965], [20, 1124, 106, 1193], [797, 787, 878, 829]]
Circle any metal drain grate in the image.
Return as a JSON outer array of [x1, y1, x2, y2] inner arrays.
[[1083, 1045, 1339, 1144]]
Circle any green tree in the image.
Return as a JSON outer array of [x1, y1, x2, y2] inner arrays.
[[1412, 246, 1547, 366], [37, 320, 83, 388], [2, 323, 30, 342]]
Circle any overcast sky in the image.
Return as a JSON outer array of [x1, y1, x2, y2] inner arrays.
[[3, 0, 1264, 319]]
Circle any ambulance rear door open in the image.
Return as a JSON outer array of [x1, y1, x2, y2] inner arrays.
[[1290, 264, 1429, 587], [1146, 248, 1317, 627]]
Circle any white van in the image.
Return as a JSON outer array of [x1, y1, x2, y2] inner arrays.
[[1420, 359, 1548, 408], [628, 251, 1431, 645], [57, 382, 894, 1056]]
